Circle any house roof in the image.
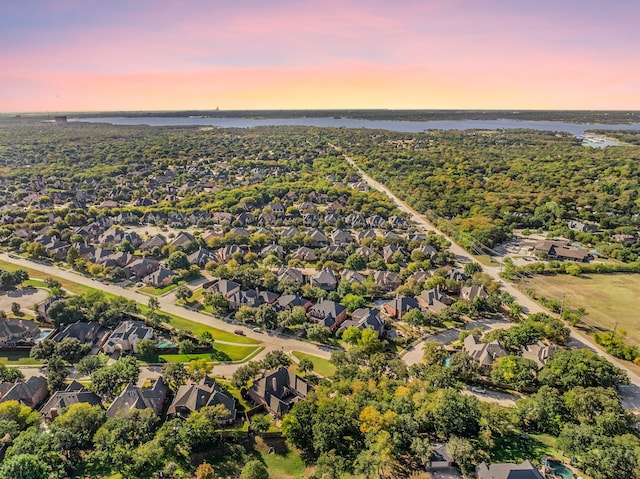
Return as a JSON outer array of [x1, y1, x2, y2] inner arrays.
[[40, 382, 102, 419], [106, 378, 168, 417], [167, 376, 236, 420], [476, 460, 544, 479], [248, 367, 309, 416], [0, 375, 48, 407]]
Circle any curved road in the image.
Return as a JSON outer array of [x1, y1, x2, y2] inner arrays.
[[339, 152, 640, 400], [0, 252, 332, 363]]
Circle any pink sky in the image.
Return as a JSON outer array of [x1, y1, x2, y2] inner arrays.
[[1, 0, 639, 112]]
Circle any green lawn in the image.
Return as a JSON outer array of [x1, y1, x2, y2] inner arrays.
[[22, 278, 49, 289], [139, 283, 177, 296], [156, 311, 258, 344], [0, 351, 40, 365], [258, 448, 309, 479], [490, 433, 565, 466], [159, 344, 261, 363], [292, 351, 336, 377], [524, 272, 640, 344]]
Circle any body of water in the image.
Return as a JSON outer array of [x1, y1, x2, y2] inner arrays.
[[77, 116, 640, 139]]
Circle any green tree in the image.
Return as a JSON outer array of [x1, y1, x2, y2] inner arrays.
[[77, 355, 106, 376], [240, 460, 269, 479], [203, 293, 229, 315], [306, 323, 331, 343], [0, 454, 48, 479], [167, 251, 189, 270], [490, 356, 538, 391], [422, 340, 448, 367], [539, 349, 628, 389], [250, 414, 271, 433], [174, 284, 192, 302], [298, 357, 314, 374], [135, 338, 157, 360], [340, 293, 366, 313], [186, 358, 212, 382], [345, 253, 366, 271], [178, 339, 195, 354], [50, 402, 106, 450], [161, 362, 188, 391], [432, 389, 481, 438], [0, 363, 24, 382]]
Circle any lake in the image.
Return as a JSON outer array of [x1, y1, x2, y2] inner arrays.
[[77, 116, 640, 140]]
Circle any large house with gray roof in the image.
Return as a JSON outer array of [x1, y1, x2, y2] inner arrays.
[[248, 367, 310, 417], [167, 376, 237, 424]]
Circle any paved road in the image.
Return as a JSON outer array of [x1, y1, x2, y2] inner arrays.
[[0, 252, 332, 361], [340, 152, 640, 403]]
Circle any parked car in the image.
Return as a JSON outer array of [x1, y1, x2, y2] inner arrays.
[[252, 327, 263, 333], [234, 329, 245, 336], [471, 386, 486, 394]]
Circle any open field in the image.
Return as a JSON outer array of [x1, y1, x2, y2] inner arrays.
[[523, 273, 640, 344], [158, 344, 261, 363], [0, 351, 40, 365], [292, 351, 336, 377]]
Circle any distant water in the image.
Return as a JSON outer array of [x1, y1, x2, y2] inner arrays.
[[78, 116, 640, 137]]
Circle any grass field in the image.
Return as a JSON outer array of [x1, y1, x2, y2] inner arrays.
[[160, 312, 259, 344], [139, 283, 177, 296], [292, 351, 336, 377], [0, 351, 40, 365], [524, 273, 640, 344], [158, 344, 261, 363]]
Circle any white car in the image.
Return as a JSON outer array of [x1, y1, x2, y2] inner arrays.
[[471, 386, 486, 394], [252, 327, 263, 333]]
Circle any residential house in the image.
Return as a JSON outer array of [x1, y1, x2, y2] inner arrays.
[[297, 202, 318, 213], [366, 215, 386, 228], [324, 213, 340, 226], [388, 215, 409, 229], [206, 279, 242, 299], [568, 220, 598, 233], [447, 269, 468, 282], [291, 246, 316, 262], [412, 245, 438, 260], [611, 234, 636, 245], [382, 296, 420, 320], [248, 367, 310, 417], [522, 341, 560, 368], [463, 335, 507, 372], [476, 461, 544, 479], [355, 246, 375, 261], [310, 268, 338, 291], [303, 213, 319, 227], [188, 248, 216, 267], [281, 226, 300, 238], [40, 381, 102, 421], [344, 213, 366, 228], [216, 244, 244, 263], [103, 320, 155, 354], [261, 244, 284, 259], [308, 300, 347, 331], [125, 258, 160, 279], [275, 294, 313, 312], [267, 202, 286, 216], [0, 375, 48, 408], [330, 229, 354, 245], [373, 271, 402, 292], [356, 229, 377, 242], [461, 285, 489, 301], [106, 378, 169, 417], [236, 212, 255, 226], [143, 268, 177, 288], [340, 269, 367, 286], [167, 376, 237, 424], [307, 228, 329, 247], [170, 231, 195, 248], [0, 318, 41, 347], [229, 226, 250, 237], [533, 240, 590, 262], [407, 269, 431, 284], [417, 287, 453, 313], [212, 212, 234, 225], [340, 308, 385, 337], [51, 321, 102, 345], [139, 234, 167, 252], [383, 245, 406, 263], [277, 267, 305, 285]]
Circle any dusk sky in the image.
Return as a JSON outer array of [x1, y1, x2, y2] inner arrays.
[[2, 0, 639, 112]]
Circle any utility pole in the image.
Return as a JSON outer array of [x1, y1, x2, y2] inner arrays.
[[559, 293, 566, 320], [613, 321, 619, 337]]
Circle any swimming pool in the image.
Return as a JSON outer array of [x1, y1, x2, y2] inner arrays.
[[546, 460, 574, 479]]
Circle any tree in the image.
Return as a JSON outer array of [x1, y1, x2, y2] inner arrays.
[[422, 340, 448, 367], [340, 293, 366, 313], [515, 386, 566, 435], [231, 363, 260, 388], [432, 389, 480, 438], [194, 462, 216, 479], [306, 323, 331, 343], [46, 356, 69, 392], [250, 414, 271, 433], [0, 363, 24, 383], [91, 356, 140, 399], [240, 460, 269, 479], [411, 437, 434, 468], [260, 350, 291, 370], [298, 357, 314, 374], [447, 437, 477, 474], [135, 339, 157, 360], [77, 355, 106, 376], [162, 362, 188, 391], [490, 356, 538, 391], [66, 245, 80, 266], [167, 251, 189, 270], [146, 296, 159, 323], [255, 304, 277, 330], [25, 242, 46, 259], [174, 284, 192, 302], [345, 253, 366, 271], [186, 358, 212, 383], [10, 302, 20, 316], [463, 262, 483, 276], [54, 337, 91, 363], [448, 351, 480, 382], [203, 293, 229, 315], [178, 339, 195, 354], [50, 402, 106, 450], [0, 454, 48, 479], [539, 349, 628, 389]]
